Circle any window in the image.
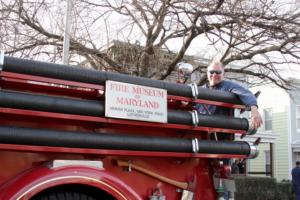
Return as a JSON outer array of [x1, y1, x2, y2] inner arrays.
[[297, 106, 300, 131], [265, 150, 271, 175], [264, 108, 273, 131], [296, 152, 300, 162]]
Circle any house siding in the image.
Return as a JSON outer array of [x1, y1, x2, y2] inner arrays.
[[248, 143, 270, 175], [273, 110, 289, 181], [248, 85, 292, 181], [247, 107, 289, 180]]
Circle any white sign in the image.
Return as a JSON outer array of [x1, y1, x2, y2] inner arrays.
[[105, 80, 167, 123]]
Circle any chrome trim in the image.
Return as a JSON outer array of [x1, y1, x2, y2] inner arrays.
[[50, 160, 103, 169], [188, 82, 198, 99], [248, 144, 259, 159], [181, 190, 194, 200], [191, 138, 199, 153], [194, 110, 199, 127], [193, 83, 199, 99], [189, 110, 199, 127], [194, 138, 199, 153], [192, 139, 196, 153]]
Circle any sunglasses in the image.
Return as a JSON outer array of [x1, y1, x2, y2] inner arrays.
[[208, 70, 222, 75]]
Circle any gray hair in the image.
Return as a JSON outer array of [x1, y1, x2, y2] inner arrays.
[[208, 61, 224, 69]]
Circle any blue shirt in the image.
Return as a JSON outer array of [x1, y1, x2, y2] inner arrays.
[[195, 80, 258, 115]]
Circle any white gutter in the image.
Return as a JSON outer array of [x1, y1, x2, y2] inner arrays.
[[288, 96, 293, 180]]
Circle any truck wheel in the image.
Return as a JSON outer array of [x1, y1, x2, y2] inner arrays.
[[31, 184, 116, 200], [32, 191, 97, 200]]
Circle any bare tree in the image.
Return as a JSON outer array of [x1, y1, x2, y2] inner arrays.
[[0, 0, 299, 89]]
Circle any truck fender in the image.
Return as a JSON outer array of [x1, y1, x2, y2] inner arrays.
[[0, 164, 142, 200]]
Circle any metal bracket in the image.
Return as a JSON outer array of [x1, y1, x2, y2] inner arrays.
[[188, 82, 198, 100], [127, 160, 132, 172], [189, 110, 199, 127], [50, 160, 103, 169], [247, 142, 259, 159], [191, 138, 199, 153], [181, 190, 194, 200]]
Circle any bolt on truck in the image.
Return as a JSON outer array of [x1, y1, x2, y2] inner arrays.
[[0, 54, 258, 200]]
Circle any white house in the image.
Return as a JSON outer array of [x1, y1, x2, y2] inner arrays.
[[242, 81, 300, 181]]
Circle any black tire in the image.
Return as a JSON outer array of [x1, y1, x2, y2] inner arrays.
[[31, 185, 116, 200], [32, 191, 97, 200]]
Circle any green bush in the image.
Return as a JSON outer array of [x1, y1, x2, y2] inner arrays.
[[235, 176, 278, 200], [234, 177, 295, 200], [276, 180, 295, 200]]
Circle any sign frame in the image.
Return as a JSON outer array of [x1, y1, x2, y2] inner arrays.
[[105, 80, 168, 123]]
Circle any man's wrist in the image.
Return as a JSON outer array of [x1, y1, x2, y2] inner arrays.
[[250, 105, 258, 109]]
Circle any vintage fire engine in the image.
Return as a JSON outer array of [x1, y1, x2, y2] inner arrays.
[[0, 54, 258, 200]]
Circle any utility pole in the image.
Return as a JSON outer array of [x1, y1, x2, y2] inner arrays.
[[62, 0, 72, 65]]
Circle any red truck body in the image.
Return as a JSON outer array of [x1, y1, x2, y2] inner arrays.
[[0, 56, 256, 200]]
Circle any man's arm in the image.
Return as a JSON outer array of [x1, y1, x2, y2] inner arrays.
[[224, 80, 263, 129], [250, 105, 263, 129]]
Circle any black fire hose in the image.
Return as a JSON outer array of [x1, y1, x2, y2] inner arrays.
[[2, 56, 242, 105], [0, 126, 258, 158], [0, 90, 250, 131]]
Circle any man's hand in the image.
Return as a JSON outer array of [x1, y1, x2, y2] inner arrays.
[[250, 106, 263, 129]]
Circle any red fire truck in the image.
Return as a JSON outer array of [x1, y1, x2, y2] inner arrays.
[[0, 55, 258, 200]]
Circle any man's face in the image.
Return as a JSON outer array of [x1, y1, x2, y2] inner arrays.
[[207, 64, 224, 86]]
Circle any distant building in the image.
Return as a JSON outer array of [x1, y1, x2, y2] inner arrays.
[[104, 40, 249, 84], [104, 40, 202, 82], [241, 80, 300, 181]]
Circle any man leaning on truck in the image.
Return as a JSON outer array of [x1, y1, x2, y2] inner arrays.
[[195, 60, 263, 131]]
